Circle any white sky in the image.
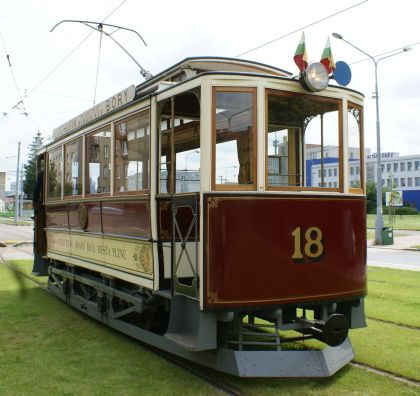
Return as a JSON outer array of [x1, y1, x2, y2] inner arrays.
[[1, 0, 419, 188]]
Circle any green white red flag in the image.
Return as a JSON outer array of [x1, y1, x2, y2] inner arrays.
[[320, 37, 336, 74], [294, 32, 308, 72]]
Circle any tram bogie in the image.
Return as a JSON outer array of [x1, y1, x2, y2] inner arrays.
[[33, 57, 367, 377]]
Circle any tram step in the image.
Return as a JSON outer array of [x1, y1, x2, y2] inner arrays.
[[164, 332, 198, 350], [164, 295, 217, 351]]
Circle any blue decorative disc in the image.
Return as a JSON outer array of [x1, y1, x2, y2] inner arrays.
[[333, 61, 352, 86]]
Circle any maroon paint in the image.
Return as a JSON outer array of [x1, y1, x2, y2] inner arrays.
[[46, 205, 68, 228], [102, 201, 151, 238], [205, 195, 367, 307], [68, 202, 101, 232]]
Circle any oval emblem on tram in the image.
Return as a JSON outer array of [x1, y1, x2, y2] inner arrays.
[[78, 203, 89, 230]]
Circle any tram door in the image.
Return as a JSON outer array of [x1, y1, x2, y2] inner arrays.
[[157, 90, 200, 299], [32, 153, 48, 275]]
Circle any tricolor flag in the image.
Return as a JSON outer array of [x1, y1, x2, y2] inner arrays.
[[320, 37, 336, 74], [294, 32, 308, 72]]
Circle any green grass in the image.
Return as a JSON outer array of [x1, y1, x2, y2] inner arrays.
[[366, 267, 420, 327], [0, 264, 223, 396], [367, 214, 420, 230], [1, 261, 419, 395]]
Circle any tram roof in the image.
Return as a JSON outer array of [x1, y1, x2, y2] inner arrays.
[[135, 56, 292, 92]]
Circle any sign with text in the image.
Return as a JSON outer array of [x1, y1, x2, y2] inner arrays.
[[46, 230, 153, 277], [385, 191, 403, 207], [53, 86, 136, 140]]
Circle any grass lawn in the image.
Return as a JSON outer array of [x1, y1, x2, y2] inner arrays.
[[367, 214, 420, 230], [1, 261, 419, 395]]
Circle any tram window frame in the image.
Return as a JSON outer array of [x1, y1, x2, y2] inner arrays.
[[64, 138, 83, 198], [114, 110, 151, 195], [46, 146, 63, 201], [348, 102, 365, 194], [265, 89, 343, 192], [85, 126, 112, 196], [212, 87, 257, 191], [158, 90, 201, 195]]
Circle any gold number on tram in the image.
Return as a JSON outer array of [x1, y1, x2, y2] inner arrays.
[[292, 227, 324, 260]]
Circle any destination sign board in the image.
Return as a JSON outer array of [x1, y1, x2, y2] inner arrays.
[[52, 85, 136, 140]]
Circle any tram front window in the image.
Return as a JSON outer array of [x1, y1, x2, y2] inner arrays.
[[267, 91, 340, 190], [214, 88, 256, 190]]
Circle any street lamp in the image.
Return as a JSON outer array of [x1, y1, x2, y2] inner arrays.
[[332, 33, 412, 245]]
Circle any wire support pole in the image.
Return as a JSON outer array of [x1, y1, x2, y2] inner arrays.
[[14, 142, 20, 224]]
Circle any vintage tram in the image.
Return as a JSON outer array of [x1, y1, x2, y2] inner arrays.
[[33, 56, 366, 377]]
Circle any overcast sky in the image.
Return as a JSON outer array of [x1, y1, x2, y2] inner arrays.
[[1, 0, 419, 188]]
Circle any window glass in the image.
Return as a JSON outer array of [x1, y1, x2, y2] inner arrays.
[[115, 112, 150, 193], [64, 139, 82, 196], [159, 91, 200, 193], [86, 128, 111, 194], [348, 104, 363, 189], [215, 89, 255, 188], [267, 91, 340, 189], [47, 147, 62, 199]]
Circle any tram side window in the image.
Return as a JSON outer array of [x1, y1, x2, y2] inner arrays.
[[47, 147, 62, 200], [214, 88, 256, 189], [86, 128, 111, 194], [159, 90, 201, 194], [348, 103, 364, 192], [266, 91, 340, 189], [115, 111, 150, 193], [64, 139, 83, 196]]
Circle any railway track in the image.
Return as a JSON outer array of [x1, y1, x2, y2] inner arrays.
[[0, 246, 418, 392]]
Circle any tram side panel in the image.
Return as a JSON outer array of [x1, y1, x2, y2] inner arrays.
[[204, 193, 367, 323]]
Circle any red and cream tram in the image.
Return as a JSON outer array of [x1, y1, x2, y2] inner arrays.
[[33, 57, 366, 377]]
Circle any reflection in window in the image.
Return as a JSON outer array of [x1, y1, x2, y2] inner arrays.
[[267, 91, 339, 189], [159, 91, 201, 193], [47, 147, 62, 199], [115, 112, 150, 193], [215, 90, 255, 188], [348, 104, 363, 189], [64, 139, 82, 196], [86, 128, 111, 194]]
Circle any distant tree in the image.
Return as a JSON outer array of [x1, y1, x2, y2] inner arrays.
[[23, 131, 44, 199], [366, 182, 377, 214]]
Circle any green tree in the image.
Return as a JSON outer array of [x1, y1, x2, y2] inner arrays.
[[366, 182, 377, 214], [23, 131, 44, 198]]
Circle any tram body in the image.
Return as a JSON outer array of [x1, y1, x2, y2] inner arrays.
[[33, 57, 367, 377]]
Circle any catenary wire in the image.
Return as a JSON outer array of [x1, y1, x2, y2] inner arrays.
[[0, 0, 129, 122], [235, 0, 368, 58]]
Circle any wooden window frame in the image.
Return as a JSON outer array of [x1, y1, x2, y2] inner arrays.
[[265, 89, 343, 192], [114, 109, 151, 196], [85, 125, 112, 198], [212, 86, 257, 191], [348, 101, 365, 195], [63, 137, 83, 199], [46, 146, 63, 202]]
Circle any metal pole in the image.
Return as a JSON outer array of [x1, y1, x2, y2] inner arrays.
[[373, 62, 384, 244], [332, 33, 412, 245], [14, 141, 20, 224]]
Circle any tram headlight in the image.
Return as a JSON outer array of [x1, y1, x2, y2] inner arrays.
[[300, 62, 329, 92]]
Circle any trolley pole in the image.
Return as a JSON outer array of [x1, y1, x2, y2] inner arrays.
[[14, 141, 21, 224]]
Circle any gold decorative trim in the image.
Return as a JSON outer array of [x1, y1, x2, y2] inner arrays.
[[207, 291, 219, 303], [208, 197, 220, 209]]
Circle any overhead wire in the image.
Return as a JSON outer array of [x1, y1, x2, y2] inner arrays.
[[0, 31, 29, 117], [349, 41, 420, 65], [0, 0, 129, 122], [235, 0, 369, 58]]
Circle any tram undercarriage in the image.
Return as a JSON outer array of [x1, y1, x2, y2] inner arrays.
[[48, 260, 362, 377]]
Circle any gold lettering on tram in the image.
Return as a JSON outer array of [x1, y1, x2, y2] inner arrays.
[[292, 226, 324, 260]]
